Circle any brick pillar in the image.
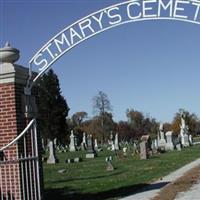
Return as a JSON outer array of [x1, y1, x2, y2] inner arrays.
[[0, 43, 40, 199]]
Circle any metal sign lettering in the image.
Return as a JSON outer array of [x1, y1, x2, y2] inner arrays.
[[28, 0, 200, 90]]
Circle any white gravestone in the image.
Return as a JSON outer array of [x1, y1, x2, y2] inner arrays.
[[176, 143, 182, 151], [154, 139, 158, 149], [81, 132, 87, 150], [151, 139, 158, 153], [94, 139, 98, 150], [109, 132, 115, 151], [54, 138, 57, 146], [189, 134, 193, 145], [180, 114, 189, 147], [165, 131, 174, 151], [110, 132, 114, 145], [105, 156, 114, 171], [83, 132, 87, 146], [41, 138, 45, 151], [114, 133, 119, 150], [69, 131, 76, 152], [123, 147, 127, 156], [47, 140, 58, 164]]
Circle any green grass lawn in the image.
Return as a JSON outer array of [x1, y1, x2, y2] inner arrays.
[[43, 145, 200, 200]]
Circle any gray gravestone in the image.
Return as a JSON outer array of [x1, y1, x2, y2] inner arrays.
[[86, 134, 96, 158], [176, 143, 182, 151], [140, 141, 148, 160]]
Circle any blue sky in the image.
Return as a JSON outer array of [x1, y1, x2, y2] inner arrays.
[[1, 0, 200, 123]]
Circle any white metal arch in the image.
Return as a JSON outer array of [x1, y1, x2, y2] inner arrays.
[[27, 0, 200, 91]]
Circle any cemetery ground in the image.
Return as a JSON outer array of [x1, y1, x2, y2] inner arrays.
[[43, 144, 200, 200]]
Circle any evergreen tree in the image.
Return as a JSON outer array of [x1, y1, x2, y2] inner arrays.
[[37, 69, 70, 144]]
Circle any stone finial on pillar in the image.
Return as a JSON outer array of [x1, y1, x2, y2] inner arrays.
[[0, 42, 20, 63]]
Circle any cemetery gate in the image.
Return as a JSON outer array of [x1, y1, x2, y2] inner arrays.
[[1, 0, 200, 199], [0, 44, 42, 200]]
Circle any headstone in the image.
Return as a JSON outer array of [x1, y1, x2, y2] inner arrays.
[[151, 139, 157, 154], [74, 136, 78, 147], [94, 139, 98, 150], [47, 140, 58, 164], [157, 131, 160, 141], [41, 138, 45, 152], [189, 134, 193, 145], [141, 135, 151, 150], [165, 131, 174, 151], [111, 143, 115, 151], [83, 132, 87, 144], [69, 130, 76, 152], [74, 157, 82, 162], [110, 132, 113, 141], [154, 139, 158, 150], [180, 114, 190, 147], [140, 141, 148, 160], [58, 169, 66, 173], [114, 133, 119, 150], [158, 123, 166, 151], [183, 134, 189, 147], [66, 158, 74, 163], [54, 138, 57, 147], [176, 143, 182, 151], [108, 131, 115, 150], [105, 156, 114, 171], [86, 134, 96, 158], [123, 147, 127, 156], [133, 142, 137, 149], [132, 142, 138, 155], [81, 132, 87, 150]]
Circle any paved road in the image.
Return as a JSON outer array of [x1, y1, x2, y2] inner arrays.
[[175, 180, 200, 200], [120, 158, 200, 200]]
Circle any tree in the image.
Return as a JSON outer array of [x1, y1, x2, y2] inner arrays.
[[126, 109, 144, 129], [81, 117, 103, 142], [93, 91, 112, 114], [72, 111, 88, 126], [163, 123, 172, 132], [92, 91, 112, 144], [37, 69, 70, 145], [195, 121, 200, 135], [117, 121, 132, 141], [126, 109, 158, 138], [70, 111, 88, 145], [81, 113, 116, 144], [171, 109, 198, 135], [126, 109, 144, 137]]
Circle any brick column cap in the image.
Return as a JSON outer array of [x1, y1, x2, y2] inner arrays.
[[0, 63, 29, 85]]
